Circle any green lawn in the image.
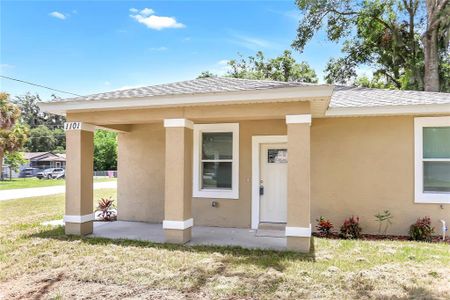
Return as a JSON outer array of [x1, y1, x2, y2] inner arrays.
[[0, 191, 449, 299], [0, 177, 116, 190]]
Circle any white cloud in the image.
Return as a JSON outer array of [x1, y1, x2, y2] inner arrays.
[[49, 11, 66, 20], [140, 8, 154, 16], [129, 8, 138, 13], [129, 8, 185, 30], [149, 46, 168, 51]]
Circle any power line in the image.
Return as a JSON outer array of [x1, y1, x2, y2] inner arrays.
[[0, 75, 82, 97]]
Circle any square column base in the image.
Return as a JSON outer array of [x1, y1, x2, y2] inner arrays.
[[164, 228, 192, 244], [287, 236, 311, 253], [65, 221, 93, 235]]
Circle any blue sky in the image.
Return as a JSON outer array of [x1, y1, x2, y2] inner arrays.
[[1, 0, 351, 100]]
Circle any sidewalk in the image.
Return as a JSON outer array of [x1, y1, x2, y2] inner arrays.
[[0, 181, 117, 201]]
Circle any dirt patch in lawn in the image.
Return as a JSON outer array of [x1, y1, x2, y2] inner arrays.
[[0, 270, 192, 300]]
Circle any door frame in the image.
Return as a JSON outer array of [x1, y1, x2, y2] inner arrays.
[[251, 135, 288, 230]]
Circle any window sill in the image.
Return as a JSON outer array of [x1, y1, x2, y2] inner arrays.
[[415, 194, 450, 204], [193, 189, 239, 199]]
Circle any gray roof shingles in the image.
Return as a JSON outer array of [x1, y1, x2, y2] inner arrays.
[[54, 77, 450, 108], [331, 86, 450, 108], [60, 77, 315, 102]]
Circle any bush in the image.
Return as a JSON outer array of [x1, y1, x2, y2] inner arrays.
[[96, 197, 117, 221], [409, 217, 434, 241], [340, 216, 362, 239], [315, 216, 334, 237]]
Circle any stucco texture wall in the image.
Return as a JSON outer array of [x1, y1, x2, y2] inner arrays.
[[117, 116, 449, 235], [311, 116, 448, 235], [117, 123, 165, 222]]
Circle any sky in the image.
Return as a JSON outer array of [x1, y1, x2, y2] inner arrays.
[[1, 0, 356, 100]]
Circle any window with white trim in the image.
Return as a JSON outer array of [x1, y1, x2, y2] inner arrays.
[[193, 123, 239, 199], [415, 117, 450, 203]]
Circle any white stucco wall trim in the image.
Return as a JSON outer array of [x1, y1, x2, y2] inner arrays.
[[285, 225, 312, 237], [162, 218, 194, 230], [64, 213, 95, 223], [164, 118, 194, 129], [285, 114, 312, 125]]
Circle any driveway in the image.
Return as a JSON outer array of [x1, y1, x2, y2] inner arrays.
[[0, 181, 117, 201]]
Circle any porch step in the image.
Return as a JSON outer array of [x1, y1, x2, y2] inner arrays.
[[256, 223, 286, 238], [258, 223, 286, 231]]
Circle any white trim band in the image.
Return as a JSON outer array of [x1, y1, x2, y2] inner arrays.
[[285, 225, 312, 237], [64, 213, 95, 224], [162, 218, 194, 230], [286, 114, 312, 125], [164, 119, 194, 129], [64, 122, 96, 132]]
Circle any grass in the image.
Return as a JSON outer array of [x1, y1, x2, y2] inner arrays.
[[0, 177, 116, 190], [0, 192, 449, 299]]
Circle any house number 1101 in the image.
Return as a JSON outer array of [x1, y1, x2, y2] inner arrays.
[[64, 122, 82, 131]]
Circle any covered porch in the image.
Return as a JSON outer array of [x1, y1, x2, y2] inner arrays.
[[91, 221, 287, 251], [41, 79, 334, 253]]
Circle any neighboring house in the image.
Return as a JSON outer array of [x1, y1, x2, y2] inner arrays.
[[39, 77, 450, 252], [24, 152, 66, 170], [10, 152, 67, 178], [2, 152, 65, 178]]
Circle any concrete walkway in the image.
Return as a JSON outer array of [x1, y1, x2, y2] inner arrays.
[[0, 181, 117, 201], [91, 221, 287, 251]]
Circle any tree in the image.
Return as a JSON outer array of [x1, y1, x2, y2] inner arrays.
[[422, 0, 450, 91], [26, 125, 56, 152], [227, 50, 318, 82], [94, 130, 117, 171], [4, 151, 27, 173], [354, 75, 397, 89], [0, 93, 28, 179], [13, 93, 66, 128], [197, 71, 217, 79], [52, 128, 66, 152], [292, 0, 450, 91]]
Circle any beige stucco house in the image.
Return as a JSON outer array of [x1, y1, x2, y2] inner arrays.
[[40, 77, 450, 252]]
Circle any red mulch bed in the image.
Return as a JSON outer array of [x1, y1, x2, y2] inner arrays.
[[312, 232, 450, 244]]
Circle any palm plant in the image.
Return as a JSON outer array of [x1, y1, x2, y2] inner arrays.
[[0, 93, 28, 179]]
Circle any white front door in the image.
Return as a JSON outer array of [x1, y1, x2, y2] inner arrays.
[[259, 143, 287, 223]]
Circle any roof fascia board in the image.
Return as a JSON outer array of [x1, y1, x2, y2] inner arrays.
[[38, 85, 334, 115], [326, 103, 450, 117]]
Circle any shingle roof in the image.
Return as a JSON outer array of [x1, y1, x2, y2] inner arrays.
[[23, 152, 50, 160], [331, 86, 450, 108], [59, 77, 317, 102], [52, 77, 450, 109]]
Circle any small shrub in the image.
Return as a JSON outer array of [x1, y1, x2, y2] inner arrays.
[[96, 197, 117, 221], [374, 210, 393, 235], [340, 216, 362, 239], [409, 217, 434, 241], [315, 216, 334, 237]]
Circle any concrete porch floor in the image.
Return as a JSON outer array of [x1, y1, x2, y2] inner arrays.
[[91, 221, 287, 251]]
